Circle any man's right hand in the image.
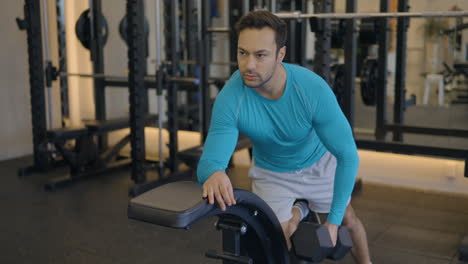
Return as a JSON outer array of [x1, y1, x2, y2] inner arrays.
[[202, 171, 236, 211]]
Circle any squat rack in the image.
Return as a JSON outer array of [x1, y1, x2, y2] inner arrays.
[[126, 0, 257, 195], [277, 0, 468, 177], [127, 0, 214, 195]]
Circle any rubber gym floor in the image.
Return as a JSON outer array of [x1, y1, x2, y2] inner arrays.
[[1, 153, 467, 264]]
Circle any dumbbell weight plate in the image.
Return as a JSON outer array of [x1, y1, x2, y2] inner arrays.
[[291, 222, 334, 263]]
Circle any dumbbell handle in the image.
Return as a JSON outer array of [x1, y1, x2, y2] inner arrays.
[[291, 222, 353, 263], [327, 226, 353, 260]]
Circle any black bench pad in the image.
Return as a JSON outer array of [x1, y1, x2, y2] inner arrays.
[[127, 180, 290, 263], [128, 181, 211, 228], [128, 180, 281, 230], [47, 127, 89, 140], [84, 114, 157, 133]]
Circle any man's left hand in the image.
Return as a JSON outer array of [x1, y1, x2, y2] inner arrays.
[[324, 221, 339, 246]]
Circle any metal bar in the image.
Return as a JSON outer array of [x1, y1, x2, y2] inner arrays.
[[197, 0, 205, 134], [88, 0, 94, 60], [207, 27, 230, 32], [393, 0, 409, 142], [200, 0, 211, 142], [41, 0, 50, 61], [270, 0, 276, 13], [101, 134, 131, 164], [354, 127, 375, 135], [155, 0, 164, 176], [62, 72, 156, 82], [61, 72, 226, 85], [242, 0, 250, 15], [161, 59, 237, 66], [24, 0, 49, 171], [91, 0, 107, 150], [104, 79, 156, 88], [61, 72, 116, 79], [385, 124, 468, 138], [299, 0, 307, 66], [356, 139, 468, 160], [289, 1, 297, 63], [375, 0, 389, 141], [257, 0, 264, 9], [41, 0, 53, 130], [155, 0, 161, 68], [229, 0, 243, 73], [312, 0, 332, 84], [185, 0, 198, 77], [167, 0, 180, 172], [127, 0, 147, 184], [56, 0, 69, 127], [343, 0, 357, 127], [275, 10, 468, 19], [443, 22, 468, 35]]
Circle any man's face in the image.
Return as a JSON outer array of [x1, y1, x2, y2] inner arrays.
[[237, 27, 284, 88]]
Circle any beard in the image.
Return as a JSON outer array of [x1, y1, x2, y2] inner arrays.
[[242, 72, 263, 88], [241, 68, 275, 89]]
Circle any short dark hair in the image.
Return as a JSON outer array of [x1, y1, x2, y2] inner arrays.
[[235, 10, 287, 52]]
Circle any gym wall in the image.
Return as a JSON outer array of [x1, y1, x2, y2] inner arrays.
[[0, 1, 33, 161]]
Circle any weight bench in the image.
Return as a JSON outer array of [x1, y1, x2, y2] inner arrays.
[[47, 127, 89, 140], [37, 115, 157, 190], [128, 181, 353, 263], [83, 114, 157, 133], [128, 181, 290, 263]]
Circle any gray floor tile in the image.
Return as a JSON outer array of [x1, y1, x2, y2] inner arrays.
[[397, 207, 468, 234], [374, 224, 463, 258], [2, 155, 468, 263], [369, 245, 452, 264]]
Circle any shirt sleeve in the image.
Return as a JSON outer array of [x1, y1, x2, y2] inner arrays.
[[197, 91, 239, 184], [311, 77, 360, 225]]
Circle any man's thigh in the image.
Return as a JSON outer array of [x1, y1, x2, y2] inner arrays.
[[249, 166, 298, 223], [300, 152, 337, 213], [248, 152, 338, 221]]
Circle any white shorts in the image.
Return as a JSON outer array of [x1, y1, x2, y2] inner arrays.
[[248, 152, 349, 223]]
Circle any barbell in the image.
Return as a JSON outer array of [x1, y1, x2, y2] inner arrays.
[[275, 10, 468, 20]]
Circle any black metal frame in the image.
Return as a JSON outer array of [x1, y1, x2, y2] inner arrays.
[[56, 0, 69, 128], [229, 1, 244, 74], [200, 0, 211, 142], [164, 0, 181, 171], [19, 0, 50, 174], [127, 0, 202, 194], [18, 0, 145, 190], [278, 0, 308, 66], [367, 0, 467, 175], [127, 0, 148, 185], [309, 0, 468, 174], [127, 0, 254, 195], [393, 0, 409, 142], [89, 0, 108, 150], [312, 0, 332, 84], [375, 0, 390, 141], [343, 0, 357, 126]]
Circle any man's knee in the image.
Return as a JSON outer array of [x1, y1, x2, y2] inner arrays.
[[342, 205, 360, 231]]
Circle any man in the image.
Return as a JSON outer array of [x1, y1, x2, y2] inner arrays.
[[197, 10, 371, 264]]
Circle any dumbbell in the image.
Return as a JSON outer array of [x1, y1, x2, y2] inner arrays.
[[291, 222, 353, 263]]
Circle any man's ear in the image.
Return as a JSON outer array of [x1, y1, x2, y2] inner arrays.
[[277, 46, 286, 62]]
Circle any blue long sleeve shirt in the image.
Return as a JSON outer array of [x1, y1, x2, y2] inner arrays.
[[197, 63, 359, 225]]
